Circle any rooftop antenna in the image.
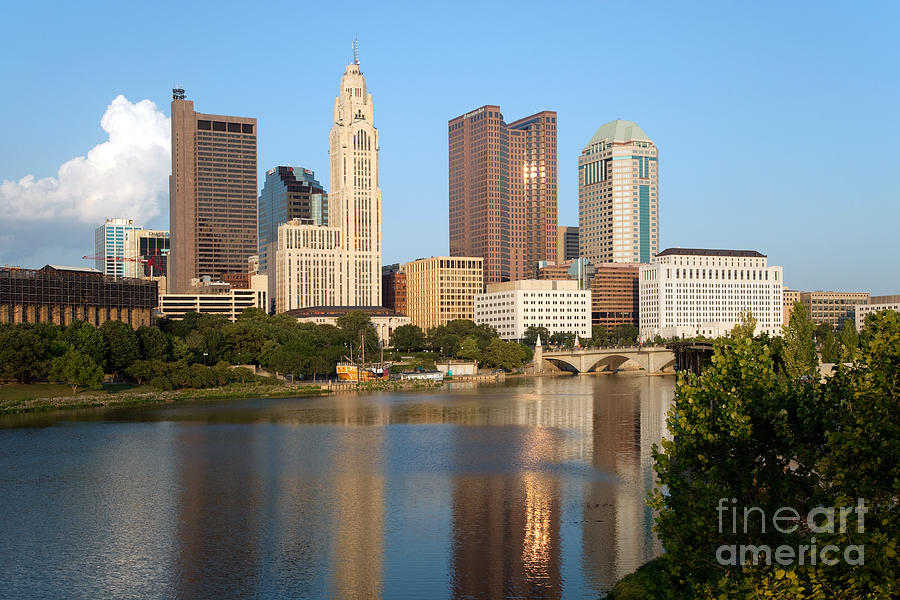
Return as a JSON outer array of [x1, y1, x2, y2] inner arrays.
[[353, 37, 359, 64], [172, 84, 185, 101]]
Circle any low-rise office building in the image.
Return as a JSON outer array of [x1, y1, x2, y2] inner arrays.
[[783, 288, 800, 325], [158, 275, 268, 322], [0, 264, 157, 327], [405, 256, 483, 331], [855, 294, 900, 330], [639, 248, 783, 340], [800, 291, 869, 328], [591, 263, 639, 330], [474, 279, 590, 341]]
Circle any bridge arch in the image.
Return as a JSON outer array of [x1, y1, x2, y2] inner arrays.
[[544, 357, 581, 373], [584, 353, 648, 373]]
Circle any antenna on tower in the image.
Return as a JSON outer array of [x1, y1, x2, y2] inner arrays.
[[353, 37, 359, 64]]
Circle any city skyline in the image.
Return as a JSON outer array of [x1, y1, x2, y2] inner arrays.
[[0, 1, 898, 294]]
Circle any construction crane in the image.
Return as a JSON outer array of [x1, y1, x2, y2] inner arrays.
[[82, 249, 166, 275]]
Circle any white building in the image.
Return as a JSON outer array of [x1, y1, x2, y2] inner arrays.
[[856, 295, 900, 330], [474, 279, 591, 341], [270, 49, 382, 312], [158, 275, 268, 322], [639, 248, 783, 341], [94, 218, 142, 277]]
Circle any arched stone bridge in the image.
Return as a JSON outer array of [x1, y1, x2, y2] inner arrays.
[[537, 345, 676, 374]]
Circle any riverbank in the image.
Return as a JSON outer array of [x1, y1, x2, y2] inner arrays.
[[0, 382, 331, 414]]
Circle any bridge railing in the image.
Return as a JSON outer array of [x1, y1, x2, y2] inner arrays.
[[543, 345, 670, 354]]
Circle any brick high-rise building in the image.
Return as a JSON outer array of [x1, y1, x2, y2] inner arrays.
[[590, 263, 639, 330], [449, 106, 557, 284], [169, 90, 257, 293], [381, 264, 407, 315]]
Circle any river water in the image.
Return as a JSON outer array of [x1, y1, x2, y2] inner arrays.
[[0, 374, 674, 599]]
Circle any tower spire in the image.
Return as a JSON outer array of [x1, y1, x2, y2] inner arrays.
[[353, 37, 359, 65]]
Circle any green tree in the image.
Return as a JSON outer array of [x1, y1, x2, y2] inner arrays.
[[136, 326, 169, 361], [457, 335, 482, 362], [480, 338, 526, 371], [522, 325, 551, 347], [549, 331, 575, 347], [838, 320, 858, 362], [820, 329, 841, 362], [730, 309, 757, 339], [100, 320, 140, 377], [781, 301, 818, 378], [591, 325, 610, 347], [223, 319, 269, 365], [0, 325, 52, 382], [62, 320, 108, 371], [645, 314, 900, 598], [613, 324, 639, 344], [336, 310, 379, 358], [391, 324, 426, 351], [50, 349, 103, 394]]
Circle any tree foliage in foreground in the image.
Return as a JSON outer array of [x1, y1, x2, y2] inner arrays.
[[647, 310, 899, 599]]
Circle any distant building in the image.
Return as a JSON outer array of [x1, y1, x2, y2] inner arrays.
[[474, 279, 590, 341], [405, 256, 483, 331], [271, 219, 344, 313], [157, 274, 268, 322], [1, 265, 157, 327], [449, 105, 557, 284], [381, 264, 407, 315], [123, 229, 169, 278], [258, 166, 328, 273], [783, 288, 800, 326], [591, 263, 639, 330], [169, 90, 257, 293], [578, 120, 658, 264], [639, 248, 783, 341], [557, 226, 579, 263], [285, 306, 410, 347], [537, 261, 574, 281], [94, 218, 142, 277], [799, 291, 869, 328], [856, 295, 900, 330]]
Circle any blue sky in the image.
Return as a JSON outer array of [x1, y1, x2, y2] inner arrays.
[[1, 0, 898, 293]]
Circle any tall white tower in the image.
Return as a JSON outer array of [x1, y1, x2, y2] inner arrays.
[[328, 46, 382, 306]]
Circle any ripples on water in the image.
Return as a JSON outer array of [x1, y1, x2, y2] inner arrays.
[[0, 375, 674, 599]]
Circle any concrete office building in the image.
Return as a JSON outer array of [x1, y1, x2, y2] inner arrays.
[[1, 265, 157, 327], [285, 306, 410, 347], [639, 249, 783, 341], [123, 229, 169, 279], [449, 105, 557, 284], [557, 226, 579, 264], [856, 295, 900, 330], [474, 279, 590, 341], [578, 120, 658, 264], [94, 218, 142, 277], [405, 256, 483, 331], [591, 263, 640, 330], [381, 264, 407, 315], [799, 291, 869, 328], [169, 89, 257, 293], [271, 50, 382, 312], [157, 274, 268, 322], [258, 166, 327, 273]]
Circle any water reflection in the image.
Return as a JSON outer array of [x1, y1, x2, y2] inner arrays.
[[0, 375, 674, 599]]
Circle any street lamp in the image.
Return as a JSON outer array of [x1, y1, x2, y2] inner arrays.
[[202, 352, 208, 365]]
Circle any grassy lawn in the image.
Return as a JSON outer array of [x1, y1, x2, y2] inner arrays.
[[0, 383, 155, 403]]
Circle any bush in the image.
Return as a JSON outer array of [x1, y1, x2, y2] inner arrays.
[[148, 376, 173, 391]]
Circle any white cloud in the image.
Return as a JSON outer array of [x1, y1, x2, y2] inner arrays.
[[0, 95, 170, 224]]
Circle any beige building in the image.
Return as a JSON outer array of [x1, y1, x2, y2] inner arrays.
[[405, 256, 483, 331], [578, 120, 658, 264], [158, 275, 267, 322], [556, 226, 579, 264], [799, 291, 869, 328], [783, 288, 800, 326], [271, 54, 382, 312], [169, 90, 257, 293], [855, 294, 900, 330], [271, 219, 344, 312]]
